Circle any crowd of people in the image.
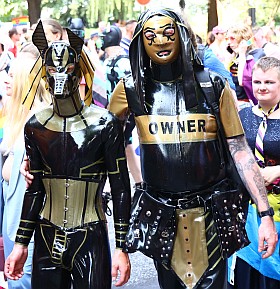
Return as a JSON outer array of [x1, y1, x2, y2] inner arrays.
[[0, 6, 279, 289]]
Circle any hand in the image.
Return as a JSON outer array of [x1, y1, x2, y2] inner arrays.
[[4, 244, 28, 280], [20, 158, 34, 188], [111, 249, 131, 286], [87, 39, 97, 53], [258, 216, 278, 258], [238, 40, 248, 56], [260, 166, 280, 185]]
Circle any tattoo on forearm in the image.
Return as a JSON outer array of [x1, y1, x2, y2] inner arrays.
[[227, 136, 269, 208]]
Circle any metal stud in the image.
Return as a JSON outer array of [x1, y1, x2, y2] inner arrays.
[[146, 211, 152, 217]]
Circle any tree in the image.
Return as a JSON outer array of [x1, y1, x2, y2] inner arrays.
[[2, 0, 280, 30], [208, 0, 218, 32], [27, 0, 41, 24]]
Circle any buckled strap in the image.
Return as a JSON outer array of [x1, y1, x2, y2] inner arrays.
[[176, 196, 206, 209]]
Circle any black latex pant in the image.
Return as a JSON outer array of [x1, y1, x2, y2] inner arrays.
[[31, 219, 111, 289]]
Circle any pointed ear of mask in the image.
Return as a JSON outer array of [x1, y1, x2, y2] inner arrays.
[[66, 28, 84, 60], [32, 20, 49, 59]]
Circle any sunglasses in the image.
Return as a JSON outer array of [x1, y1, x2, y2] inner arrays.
[[226, 36, 236, 41]]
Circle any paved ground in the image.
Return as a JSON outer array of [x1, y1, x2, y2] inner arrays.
[[107, 206, 160, 289]]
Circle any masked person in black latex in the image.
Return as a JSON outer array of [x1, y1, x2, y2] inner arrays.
[[108, 8, 277, 289], [4, 21, 131, 289]]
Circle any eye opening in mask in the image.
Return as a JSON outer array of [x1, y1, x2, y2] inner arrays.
[[163, 26, 175, 37], [47, 66, 57, 75], [144, 30, 156, 41], [66, 63, 75, 74]]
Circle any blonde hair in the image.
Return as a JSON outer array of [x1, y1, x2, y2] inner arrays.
[[227, 24, 254, 51], [2, 55, 51, 153], [253, 56, 280, 79]]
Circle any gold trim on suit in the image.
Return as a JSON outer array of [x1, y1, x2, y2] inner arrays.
[[35, 106, 107, 132], [40, 223, 88, 270]]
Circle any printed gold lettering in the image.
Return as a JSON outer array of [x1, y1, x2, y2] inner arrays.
[[187, 120, 196, 132], [149, 122, 158, 134], [161, 122, 174, 134], [198, 119, 206, 132], [177, 121, 185, 133]]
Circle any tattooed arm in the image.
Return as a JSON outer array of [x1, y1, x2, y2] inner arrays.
[[227, 135, 278, 258]]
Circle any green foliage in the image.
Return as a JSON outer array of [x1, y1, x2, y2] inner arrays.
[[1, 0, 280, 28], [254, 0, 280, 25], [40, 0, 137, 28], [0, 0, 28, 22], [87, 0, 137, 26]]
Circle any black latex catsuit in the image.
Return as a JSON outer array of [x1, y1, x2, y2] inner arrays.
[[14, 23, 131, 289], [108, 8, 244, 289]]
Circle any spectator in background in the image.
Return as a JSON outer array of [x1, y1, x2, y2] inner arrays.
[[196, 34, 237, 101], [226, 24, 265, 109], [120, 20, 137, 55], [210, 25, 232, 64], [68, 17, 85, 40], [97, 21, 107, 62], [206, 30, 215, 47], [100, 25, 143, 185], [20, 27, 28, 45], [253, 26, 280, 59], [85, 32, 104, 62], [81, 31, 107, 108], [0, 37, 13, 104], [8, 27, 21, 57], [98, 21, 107, 33], [227, 56, 280, 289], [42, 19, 63, 42], [100, 25, 128, 103], [0, 44, 51, 289], [66, 18, 91, 100], [25, 24, 37, 42], [26, 19, 63, 45], [89, 32, 101, 53]]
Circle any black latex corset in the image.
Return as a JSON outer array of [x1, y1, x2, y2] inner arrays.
[[131, 74, 226, 193]]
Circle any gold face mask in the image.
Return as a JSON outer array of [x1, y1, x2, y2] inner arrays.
[[143, 15, 180, 65]]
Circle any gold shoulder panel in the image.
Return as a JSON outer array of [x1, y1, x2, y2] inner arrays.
[[107, 79, 129, 120], [35, 106, 108, 132], [219, 84, 244, 138]]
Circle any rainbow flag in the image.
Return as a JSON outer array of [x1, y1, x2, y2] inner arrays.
[[12, 16, 29, 26]]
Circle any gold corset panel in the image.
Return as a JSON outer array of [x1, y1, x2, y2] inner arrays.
[[41, 178, 106, 228]]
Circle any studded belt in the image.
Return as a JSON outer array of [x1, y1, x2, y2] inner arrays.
[[147, 187, 213, 210]]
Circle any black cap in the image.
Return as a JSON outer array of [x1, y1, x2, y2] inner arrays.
[[100, 25, 122, 50], [68, 18, 85, 40]]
